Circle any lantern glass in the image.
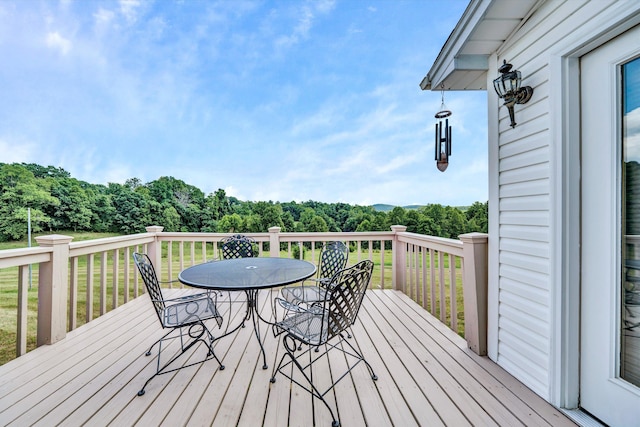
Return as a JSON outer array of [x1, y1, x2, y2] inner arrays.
[[493, 77, 505, 97], [493, 65, 522, 99], [508, 70, 521, 93]]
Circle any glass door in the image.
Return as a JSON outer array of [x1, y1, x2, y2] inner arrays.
[[580, 24, 640, 426], [622, 55, 640, 387]]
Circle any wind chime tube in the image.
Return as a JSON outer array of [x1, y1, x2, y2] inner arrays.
[[447, 118, 452, 156], [434, 123, 439, 161], [444, 118, 448, 157]]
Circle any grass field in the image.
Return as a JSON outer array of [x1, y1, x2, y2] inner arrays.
[[0, 232, 464, 365]]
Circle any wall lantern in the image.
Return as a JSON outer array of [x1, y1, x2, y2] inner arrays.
[[434, 85, 452, 172], [493, 60, 534, 128]]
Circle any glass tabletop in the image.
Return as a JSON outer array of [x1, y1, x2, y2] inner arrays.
[[178, 257, 317, 291]]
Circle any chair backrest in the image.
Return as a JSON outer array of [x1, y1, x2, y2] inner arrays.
[[317, 241, 349, 282], [325, 259, 374, 340], [219, 234, 257, 259], [133, 252, 165, 324]]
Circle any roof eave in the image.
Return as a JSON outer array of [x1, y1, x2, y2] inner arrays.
[[421, 0, 540, 91]]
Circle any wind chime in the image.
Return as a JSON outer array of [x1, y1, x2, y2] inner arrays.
[[434, 85, 452, 172]]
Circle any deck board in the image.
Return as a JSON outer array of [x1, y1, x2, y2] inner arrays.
[[368, 291, 522, 426], [0, 289, 576, 427]]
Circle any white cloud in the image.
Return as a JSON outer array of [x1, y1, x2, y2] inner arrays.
[[224, 185, 244, 200], [45, 31, 71, 55], [0, 138, 40, 163], [626, 107, 640, 161], [102, 164, 135, 185], [315, 0, 336, 14], [275, 1, 334, 50], [119, 0, 141, 24], [94, 8, 115, 27], [348, 25, 363, 35], [377, 151, 426, 174]]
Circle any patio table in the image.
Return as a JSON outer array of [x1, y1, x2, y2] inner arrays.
[[178, 257, 316, 369]]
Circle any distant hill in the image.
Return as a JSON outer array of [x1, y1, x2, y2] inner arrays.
[[372, 204, 470, 212], [372, 204, 424, 212]]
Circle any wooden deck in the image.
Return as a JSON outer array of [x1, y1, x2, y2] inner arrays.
[[0, 289, 576, 427]]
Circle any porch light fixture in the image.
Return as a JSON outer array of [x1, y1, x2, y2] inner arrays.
[[493, 60, 534, 128], [435, 84, 452, 172]]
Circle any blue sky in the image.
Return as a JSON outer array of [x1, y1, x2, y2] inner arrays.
[[0, 0, 488, 207], [625, 57, 640, 162]]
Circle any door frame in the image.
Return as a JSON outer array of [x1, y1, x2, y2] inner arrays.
[[549, 11, 640, 410]]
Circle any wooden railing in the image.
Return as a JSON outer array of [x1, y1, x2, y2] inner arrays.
[[0, 226, 488, 363], [394, 230, 488, 354]]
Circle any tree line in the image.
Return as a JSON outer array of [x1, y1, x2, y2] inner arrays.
[[0, 162, 488, 242]]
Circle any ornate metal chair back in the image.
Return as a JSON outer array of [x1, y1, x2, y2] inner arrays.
[[133, 252, 166, 325], [317, 241, 349, 282], [220, 234, 257, 259], [325, 259, 373, 340]]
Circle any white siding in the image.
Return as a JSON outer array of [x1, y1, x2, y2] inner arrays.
[[490, 0, 619, 401]]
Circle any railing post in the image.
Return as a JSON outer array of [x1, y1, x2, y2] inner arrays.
[[269, 226, 282, 257], [459, 232, 489, 355], [35, 234, 73, 346], [146, 226, 164, 269], [391, 225, 407, 291]]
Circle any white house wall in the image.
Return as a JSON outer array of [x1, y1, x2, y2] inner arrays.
[[488, 0, 620, 400]]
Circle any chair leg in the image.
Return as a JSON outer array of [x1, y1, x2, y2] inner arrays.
[[144, 329, 174, 356], [204, 326, 225, 371], [271, 336, 341, 426], [137, 322, 224, 396], [339, 334, 378, 381]]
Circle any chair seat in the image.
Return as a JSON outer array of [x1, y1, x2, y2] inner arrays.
[[275, 309, 329, 346], [162, 294, 222, 328], [281, 285, 328, 304]]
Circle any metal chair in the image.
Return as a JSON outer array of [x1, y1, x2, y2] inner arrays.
[[219, 234, 257, 259], [270, 260, 377, 427], [625, 263, 640, 330], [133, 252, 224, 396], [217, 234, 259, 331], [279, 241, 349, 306]]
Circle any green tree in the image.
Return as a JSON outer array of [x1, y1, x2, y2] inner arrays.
[[244, 214, 263, 233], [87, 189, 115, 232], [466, 201, 488, 233], [218, 213, 244, 233], [343, 207, 374, 232], [21, 163, 71, 179], [281, 211, 295, 232], [442, 206, 467, 238], [387, 206, 406, 226], [212, 189, 231, 219], [49, 178, 93, 231], [161, 205, 181, 232], [371, 211, 390, 232], [249, 201, 285, 231], [421, 204, 445, 236], [307, 215, 329, 233], [0, 164, 59, 240], [404, 210, 422, 233], [107, 183, 151, 234]]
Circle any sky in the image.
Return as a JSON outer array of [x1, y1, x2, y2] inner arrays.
[[0, 0, 488, 207], [625, 57, 640, 162]]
